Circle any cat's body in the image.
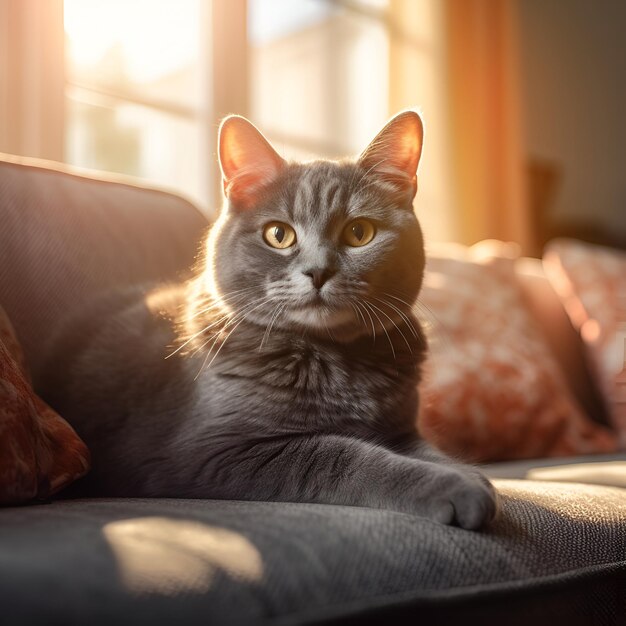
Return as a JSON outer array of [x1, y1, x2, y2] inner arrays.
[[41, 112, 498, 529], [44, 281, 424, 496]]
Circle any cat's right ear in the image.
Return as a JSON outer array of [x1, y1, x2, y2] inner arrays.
[[218, 116, 285, 209], [358, 110, 424, 200]]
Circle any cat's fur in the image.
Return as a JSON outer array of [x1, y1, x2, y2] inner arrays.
[[41, 112, 498, 529]]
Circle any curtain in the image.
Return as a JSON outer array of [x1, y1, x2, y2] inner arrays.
[[0, 0, 65, 161], [387, 0, 459, 244], [444, 0, 532, 253]]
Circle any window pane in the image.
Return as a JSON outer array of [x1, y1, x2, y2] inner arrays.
[[249, 0, 389, 160], [63, 0, 208, 208], [64, 0, 203, 111], [66, 88, 204, 207]]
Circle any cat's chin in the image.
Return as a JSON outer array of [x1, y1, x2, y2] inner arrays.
[[287, 305, 360, 336]]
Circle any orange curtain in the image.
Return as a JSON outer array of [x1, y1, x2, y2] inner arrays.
[[0, 0, 65, 161], [445, 0, 531, 253]]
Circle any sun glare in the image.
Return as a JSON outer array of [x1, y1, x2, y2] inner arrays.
[[64, 0, 200, 83], [103, 517, 263, 595]]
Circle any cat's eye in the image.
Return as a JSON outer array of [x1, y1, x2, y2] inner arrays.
[[263, 222, 297, 249], [343, 219, 376, 247]]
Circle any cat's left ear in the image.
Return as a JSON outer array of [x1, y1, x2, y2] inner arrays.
[[358, 110, 424, 199], [218, 115, 285, 208]]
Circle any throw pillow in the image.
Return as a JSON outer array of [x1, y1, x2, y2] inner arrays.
[[0, 306, 90, 505], [418, 241, 617, 462], [543, 239, 626, 447]]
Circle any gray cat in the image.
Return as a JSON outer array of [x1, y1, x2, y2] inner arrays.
[[42, 111, 498, 529]]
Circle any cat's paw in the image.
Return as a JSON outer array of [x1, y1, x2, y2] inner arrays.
[[422, 469, 499, 530]]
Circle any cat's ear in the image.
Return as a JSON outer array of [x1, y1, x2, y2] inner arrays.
[[218, 115, 285, 208], [358, 110, 424, 198]]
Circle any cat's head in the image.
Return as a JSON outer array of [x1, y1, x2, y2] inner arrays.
[[203, 111, 425, 339]]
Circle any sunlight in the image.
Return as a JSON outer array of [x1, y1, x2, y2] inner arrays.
[[581, 318, 601, 343], [526, 462, 626, 489], [103, 517, 263, 595], [494, 479, 626, 522], [64, 0, 200, 83]]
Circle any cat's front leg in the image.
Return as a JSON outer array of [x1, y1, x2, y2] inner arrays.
[[199, 434, 498, 529], [400, 438, 501, 527]]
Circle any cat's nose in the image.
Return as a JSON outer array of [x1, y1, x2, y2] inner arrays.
[[303, 268, 336, 290]]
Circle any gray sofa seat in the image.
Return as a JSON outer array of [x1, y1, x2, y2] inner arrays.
[[1, 480, 625, 625]]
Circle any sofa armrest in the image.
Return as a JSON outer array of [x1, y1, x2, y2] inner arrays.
[[0, 154, 209, 383]]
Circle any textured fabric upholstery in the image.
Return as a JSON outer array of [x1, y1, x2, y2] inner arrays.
[[0, 154, 209, 385], [1, 480, 625, 625]]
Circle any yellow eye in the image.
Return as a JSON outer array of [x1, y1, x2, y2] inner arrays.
[[343, 219, 375, 247], [263, 222, 297, 249]]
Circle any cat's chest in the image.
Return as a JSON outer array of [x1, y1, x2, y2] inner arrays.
[[205, 327, 421, 430], [222, 332, 407, 384]]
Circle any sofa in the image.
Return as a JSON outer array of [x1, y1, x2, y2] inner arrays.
[[0, 153, 624, 625]]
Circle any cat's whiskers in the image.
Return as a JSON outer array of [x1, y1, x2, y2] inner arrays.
[[173, 288, 266, 358], [382, 291, 414, 310], [385, 290, 451, 352], [185, 287, 258, 321], [356, 299, 376, 341], [195, 297, 276, 379], [184, 299, 240, 324], [374, 295, 419, 339], [322, 313, 340, 343], [193, 299, 269, 376], [349, 302, 368, 333], [166, 311, 232, 359], [364, 299, 411, 355], [190, 295, 275, 359], [259, 300, 287, 350], [362, 300, 396, 359], [413, 301, 440, 328]]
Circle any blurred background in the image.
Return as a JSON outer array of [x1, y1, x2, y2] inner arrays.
[[0, 0, 624, 255]]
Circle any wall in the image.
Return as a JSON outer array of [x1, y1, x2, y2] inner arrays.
[[518, 0, 626, 246]]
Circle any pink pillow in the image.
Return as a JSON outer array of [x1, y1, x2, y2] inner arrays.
[[418, 241, 617, 462], [543, 239, 626, 447], [0, 306, 90, 504]]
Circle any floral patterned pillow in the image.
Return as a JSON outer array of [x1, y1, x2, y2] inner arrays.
[[418, 241, 617, 462], [543, 239, 626, 448], [0, 306, 90, 505]]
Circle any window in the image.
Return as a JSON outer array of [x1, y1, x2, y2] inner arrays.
[[248, 0, 389, 160], [64, 0, 210, 209], [248, 0, 455, 242], [5, 0, 453, 240]]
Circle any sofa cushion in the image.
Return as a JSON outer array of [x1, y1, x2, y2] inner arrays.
[[0, 480, 624, 625], [0, 154, 209, 386], [0, 306, 89, 504], [515, 257, 610, 426], [418, 241, 617, 462], [543, 238, 626, 447]]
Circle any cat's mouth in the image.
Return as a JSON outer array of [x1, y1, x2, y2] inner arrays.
[[287, 296, 355, 330], [292, 293, 325, 309]]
